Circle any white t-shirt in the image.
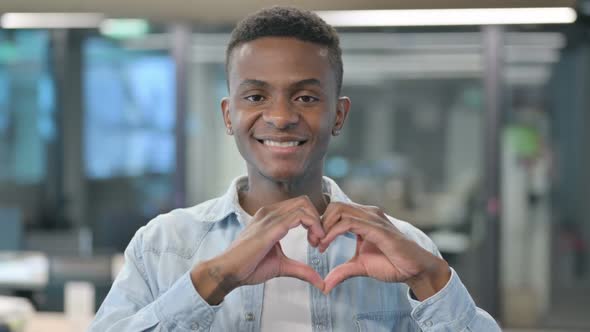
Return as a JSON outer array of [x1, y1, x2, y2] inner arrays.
[[260, 225, 312, 332], [235, 204, 312, 332]]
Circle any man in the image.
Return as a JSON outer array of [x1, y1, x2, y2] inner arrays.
[[90, 6, 501, 331]]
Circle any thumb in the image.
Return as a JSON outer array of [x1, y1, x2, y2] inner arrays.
[[279, 256, 325, 291], [323, 261, 366, 294]]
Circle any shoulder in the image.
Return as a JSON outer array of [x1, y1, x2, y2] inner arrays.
[[331, 184, 440, 256], [133, 196, 233, 257]]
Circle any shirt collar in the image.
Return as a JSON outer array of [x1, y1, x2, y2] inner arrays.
[[211, 175, 352, 224]]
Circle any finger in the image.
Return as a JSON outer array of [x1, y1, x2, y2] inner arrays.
[[279, 256, 325, 291], [307, 230, 319, 247], [296, 195, 322, 220], [293, 196, 325, 240], [259, 196, 324, 242], [281, 195, 322, 220], [322, 203, 366, 235], [260, 195, 320, 222], [323, 203, 381, 234], [323, 261, 366, 294], [282, 206, 325, 240], [319, 216, 371, 251], [299, 224, 319, 247], [266, 208, 323, 245], [320, 202, 343, 231]]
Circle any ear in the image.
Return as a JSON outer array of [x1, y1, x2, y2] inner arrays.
[[334, 96, 351, 132], [220, 97, 232, 130]]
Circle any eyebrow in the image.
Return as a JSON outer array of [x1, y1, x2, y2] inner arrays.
[[292, 78, 322, 89], [238, 79, 270, 90], [237, 78, 322, 90]]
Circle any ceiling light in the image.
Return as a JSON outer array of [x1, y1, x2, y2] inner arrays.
[[100, 19, 149, 39], [1, 13, 104, 29], [316, 8, 577, 27]]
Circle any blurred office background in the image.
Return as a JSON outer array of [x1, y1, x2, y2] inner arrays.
[[0, 0, 589, 330]]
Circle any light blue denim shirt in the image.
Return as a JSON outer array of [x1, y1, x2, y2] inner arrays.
[[90, 176, 501, 332]]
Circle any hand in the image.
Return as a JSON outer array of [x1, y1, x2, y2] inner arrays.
[[319, 202, 450, 300], [191, 196, 325, 304]]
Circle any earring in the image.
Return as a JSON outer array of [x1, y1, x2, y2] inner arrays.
[[332, 129, 341, 136], [226, 127, 233, 135]]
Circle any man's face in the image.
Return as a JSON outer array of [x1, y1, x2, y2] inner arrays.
[[222, 37, 349, 181]]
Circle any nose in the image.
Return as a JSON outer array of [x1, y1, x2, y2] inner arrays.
[[262, 97, 299, 129]]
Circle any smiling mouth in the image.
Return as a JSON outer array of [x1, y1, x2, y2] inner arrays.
[[255, 139, 307, 147]]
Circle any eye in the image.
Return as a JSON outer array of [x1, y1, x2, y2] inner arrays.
[[295, 95, 319, 103], [245, 95, 265, 102]]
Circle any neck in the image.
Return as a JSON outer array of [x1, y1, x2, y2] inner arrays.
[[239, 167, 328, 216]]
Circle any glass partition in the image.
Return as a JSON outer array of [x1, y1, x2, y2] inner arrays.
[[83, 36, 176, 251]]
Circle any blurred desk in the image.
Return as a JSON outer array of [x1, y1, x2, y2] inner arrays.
[[0, 252, 49, 290], [25, 312, 91, 332]]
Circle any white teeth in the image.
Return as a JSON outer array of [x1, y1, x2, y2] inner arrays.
[[263, 140, 300, 147]]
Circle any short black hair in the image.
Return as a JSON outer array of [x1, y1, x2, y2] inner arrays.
[[226, 6, 343, 94]]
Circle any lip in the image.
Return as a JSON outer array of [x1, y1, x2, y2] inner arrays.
[[253, 135, 308, 154], [254, 135, 308, 143]]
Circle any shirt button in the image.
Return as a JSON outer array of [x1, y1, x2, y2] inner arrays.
[[190, 322, 199, 330], [244, 312, 255, 321], [424, 320, 433, 327], [311, 257, 320, 265]]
